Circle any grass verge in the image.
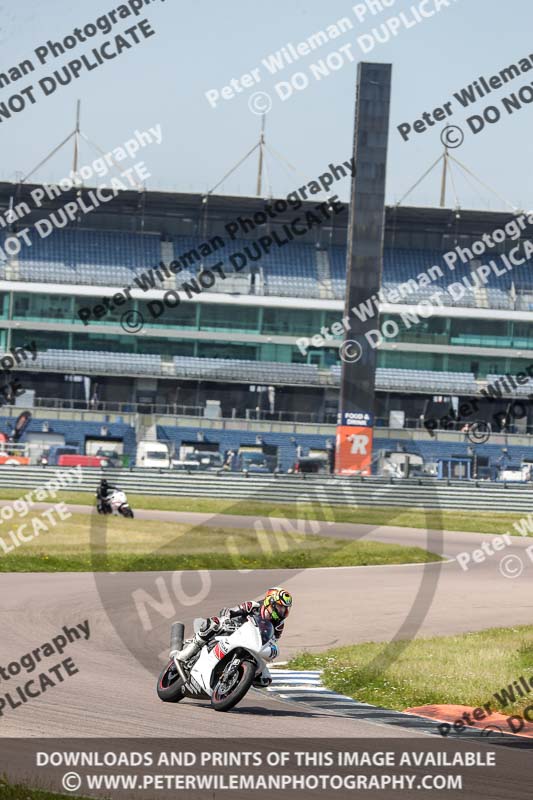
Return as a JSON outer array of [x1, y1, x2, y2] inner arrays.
[[289, 624, 533, 715], [0, 489, 528, 536], [0, 512, 441, 572]]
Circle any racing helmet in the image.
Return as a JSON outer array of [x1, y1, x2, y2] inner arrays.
[[260, 587, 293, 623]]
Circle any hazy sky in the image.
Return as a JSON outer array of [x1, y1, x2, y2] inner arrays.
[[0, 0, 532, 211]]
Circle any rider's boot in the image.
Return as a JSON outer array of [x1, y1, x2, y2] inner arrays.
[[176, 617, 222, 663], [176, 633, 203, 662]]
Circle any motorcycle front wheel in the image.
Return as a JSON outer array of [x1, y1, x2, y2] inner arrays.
[[157, 659, 186, 703], [120, 507, 134, 518], [211, 659, 256, 712]]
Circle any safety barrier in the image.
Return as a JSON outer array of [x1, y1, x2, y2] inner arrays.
[[0, 466, 531, 513]]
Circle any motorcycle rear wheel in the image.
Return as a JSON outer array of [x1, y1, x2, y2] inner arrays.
[[211, 659, 256, 712], [157, 659, 186, 703]]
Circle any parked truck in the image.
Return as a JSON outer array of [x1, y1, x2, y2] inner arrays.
[[136, 441, 171, 469]]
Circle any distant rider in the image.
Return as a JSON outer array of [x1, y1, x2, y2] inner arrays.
[[96, 478, 117, 514], [176, 587, 293, 685]]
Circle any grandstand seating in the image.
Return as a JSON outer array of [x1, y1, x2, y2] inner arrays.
[[486, 374, 533, 395], [31, 349, 322, 384], [487, 288, 511, 309], [36, 349, 162, 375], [4, 227, 532, 309], [171, 235, 322, 297], [379, 368, 478, 393], [173, 356, 319, 385], [332, 367, 479, 393], [13, 229, 161, 286], [29, 349, 487, 394]]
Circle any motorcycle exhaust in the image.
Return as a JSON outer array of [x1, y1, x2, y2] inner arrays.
[[169, 622, 187, 683], [170, 622, 184, 653]]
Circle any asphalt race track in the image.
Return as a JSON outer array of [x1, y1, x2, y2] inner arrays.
[[1, 503, 532, 738]]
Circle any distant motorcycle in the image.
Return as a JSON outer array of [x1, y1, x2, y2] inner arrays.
[[157, 617, 278, 712], [97, 489, 134, 518]]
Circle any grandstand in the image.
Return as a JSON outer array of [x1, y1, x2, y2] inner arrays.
[[0, 181, 532, 474], [9, 227, 533, 309]]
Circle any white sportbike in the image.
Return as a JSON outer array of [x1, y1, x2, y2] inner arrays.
[[97, 489, 134, 518], [107, 490, 134, 518], [157, 617, 278, 712]]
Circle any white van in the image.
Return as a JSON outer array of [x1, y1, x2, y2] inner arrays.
[[136, 441, 171, 469]]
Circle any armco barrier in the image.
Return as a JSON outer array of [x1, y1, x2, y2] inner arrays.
[[0, 466, 531, 513]]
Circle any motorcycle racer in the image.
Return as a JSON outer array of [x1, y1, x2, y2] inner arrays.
[[96, 478, 117, 513], [176, 587, 293, 681]]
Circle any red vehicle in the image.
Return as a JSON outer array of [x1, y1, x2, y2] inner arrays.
[[57, 454, 108, 468]]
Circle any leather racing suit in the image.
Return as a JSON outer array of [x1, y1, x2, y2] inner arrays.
[[176, 600, 283, 684]]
